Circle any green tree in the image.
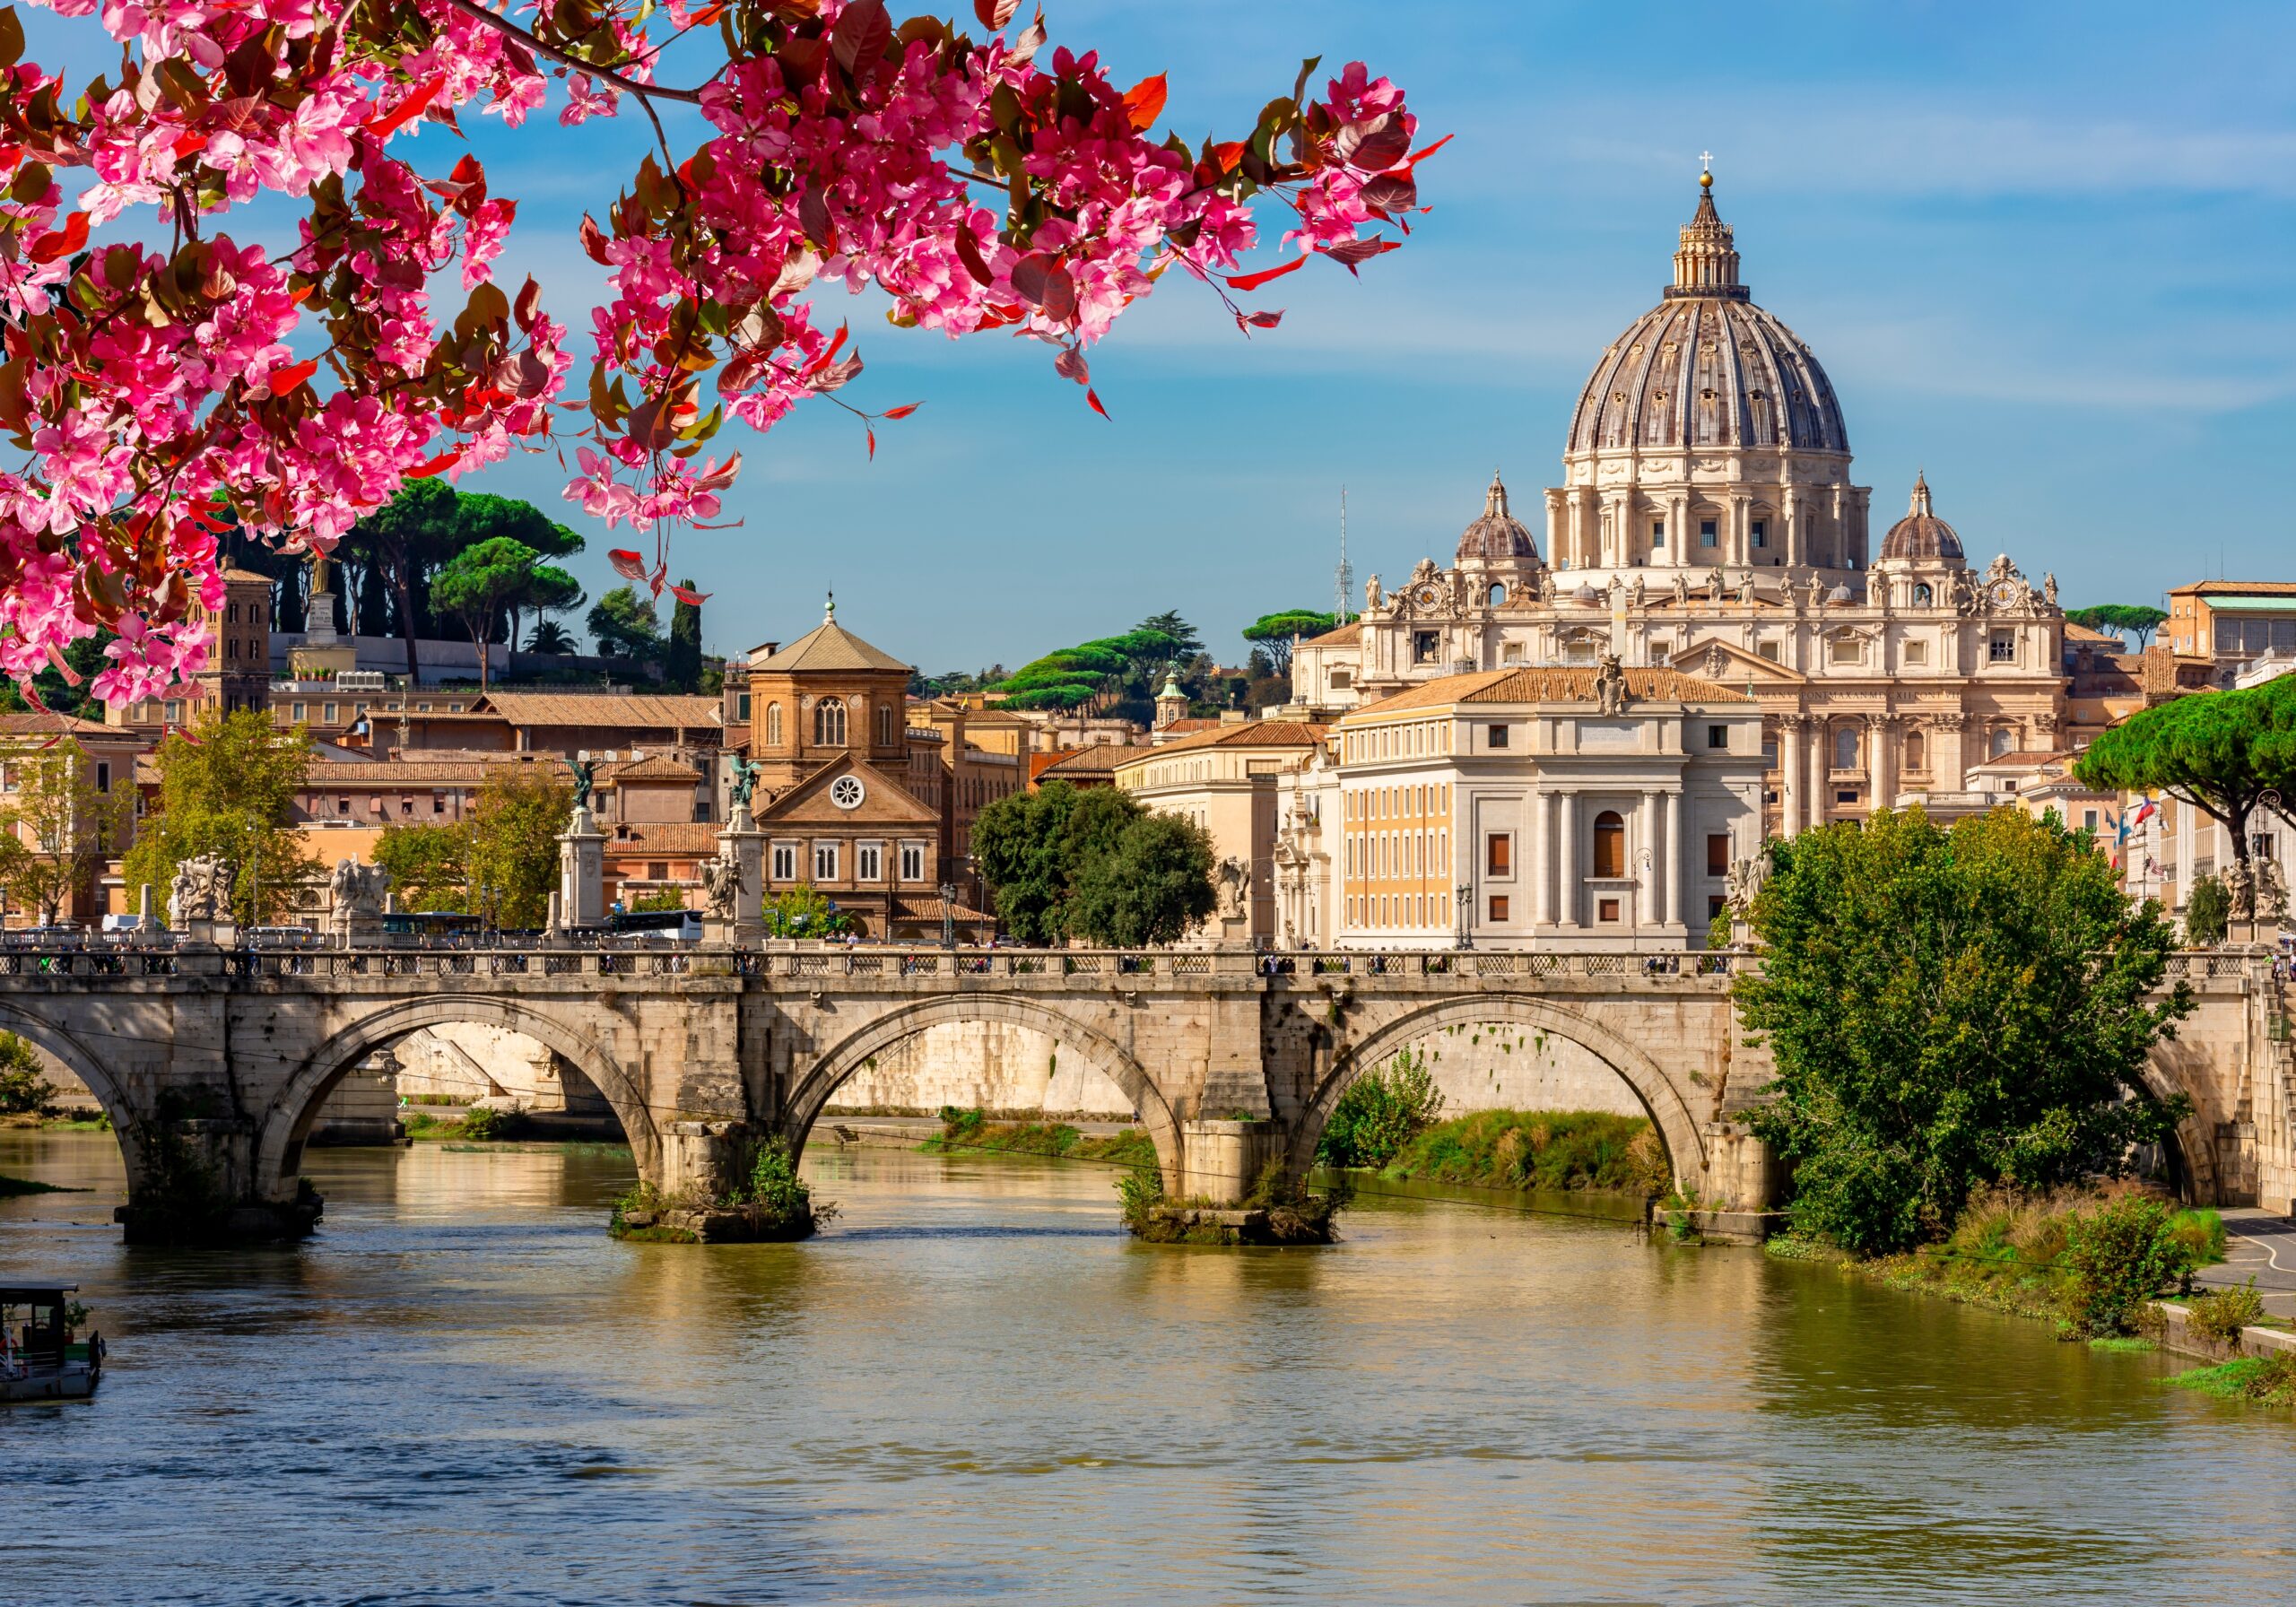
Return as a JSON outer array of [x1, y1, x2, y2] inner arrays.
[[0, 738, 133, 926], [1317, 1051, 1445, 1169], [432, 537, 578, 691], [970, 783, 1083, 942], [526, 619, 578, 655], [663, 578, 704, 692], [1240, 610, 1337, 676], [1738, 808, 2192, 1255], [2183, 873, 2230, 947], [1066, 811, 1218, 947], [371, 822, 470, 914], [629, 887, 688, 912], [2074, 674, 2296, 873], [588, 584, 664, 664], [123, 710, 318, 926], [1135, 611, 1203, 658], [0, 1031, 57, 1115], [464, 769, 571, 928], [761, 883, 852, 937], [2066, 604, 2170, 650]]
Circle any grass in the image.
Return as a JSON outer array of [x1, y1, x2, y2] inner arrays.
[[1370, 1109, 1670, 1196], [402, 1108, 532, 1142], [2167, 1351, 2296, 1409], [0, 1173, 84, 1195], [921, 1108, 1160, 1170]]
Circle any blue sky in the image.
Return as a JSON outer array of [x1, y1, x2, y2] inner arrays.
[[24, 2, 2296, 672]]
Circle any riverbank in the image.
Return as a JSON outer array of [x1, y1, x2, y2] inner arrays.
[[918, 1109, 1159, 1169], [1348, 1108, 1670, 1196]]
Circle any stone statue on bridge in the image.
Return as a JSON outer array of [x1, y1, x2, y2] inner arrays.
[[169, 855, 230, 927], [570, 758, 596, 816], [698, 846, 745, 924], [1214, 856, 1251, 918], [2256, 856, 2289, 925], [1725, 848, 1771, 916], [328, 859, 390, 928]]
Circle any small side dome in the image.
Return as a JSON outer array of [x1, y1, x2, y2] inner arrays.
[[1455, 471, 1541, 566], [1571, 583, 1601, 605], [1825, 584, 1853, 604], [1880, 473, 1965, 562]]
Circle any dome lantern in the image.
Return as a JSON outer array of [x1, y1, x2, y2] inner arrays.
[[1878, 472, 1965, 563], [1454, 469, 1541, 568]]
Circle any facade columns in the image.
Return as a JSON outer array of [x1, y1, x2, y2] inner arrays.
[[1639, 787, 1662, 926], [1780, 715, 1806, 838], [1935, 714, 1968, 793], [1557, 791, 1579, 928], [1534, 788, 1555, 928], [1663, 788, 1683, 927], [1808, 722, 1829, 830], [1869, 714, 1896, 815]]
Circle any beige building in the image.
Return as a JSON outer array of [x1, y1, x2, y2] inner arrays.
[[1278, 664, 1763, 951], [1112, 721, 1327, 945], [1291, 173, 2068, 837]]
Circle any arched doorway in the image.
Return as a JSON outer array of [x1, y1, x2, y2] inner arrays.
[[1287, 995, 1709, 1193], [782, 995, 1182, 1188]]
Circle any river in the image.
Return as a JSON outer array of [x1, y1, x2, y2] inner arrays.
[[4, 1129, 2292, 1605]]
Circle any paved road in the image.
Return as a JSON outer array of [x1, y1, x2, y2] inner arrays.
[[2196, 1207, 2296, 1323]]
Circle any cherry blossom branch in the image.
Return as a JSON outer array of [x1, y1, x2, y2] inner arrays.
[[430, 0, 709, 105]]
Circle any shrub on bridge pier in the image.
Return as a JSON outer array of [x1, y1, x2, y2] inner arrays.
[[609, 1138, 832, 1245], [1117, 1158, 1348, 1247]]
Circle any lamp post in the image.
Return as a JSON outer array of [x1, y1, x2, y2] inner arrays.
[[1454, 882, 1473, 951], [940, 881, 956, 951]]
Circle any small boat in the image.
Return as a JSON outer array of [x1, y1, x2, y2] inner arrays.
[[2, 1285, 104, 1403]]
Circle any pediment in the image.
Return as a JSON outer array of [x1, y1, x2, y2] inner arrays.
[[756, 754, 938, 826], [1669, 636, 1808, 686]]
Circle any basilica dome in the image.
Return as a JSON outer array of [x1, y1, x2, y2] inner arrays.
[[1565, 175, 1848, 457], [1456, 471, 1540, 565], [1878, 473, 1964, 561]]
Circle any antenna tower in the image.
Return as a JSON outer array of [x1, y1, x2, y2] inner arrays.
[[1335, 487, 1353, 626]]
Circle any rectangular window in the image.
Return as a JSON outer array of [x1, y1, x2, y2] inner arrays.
[[337, 798, 351, 816], [95, 762, 110, 794], [291, 702, 307, 721], [1762, 739, 1779, 769], [813, 843, 839, 881], [1413, 630, 1439, 665], [1488, 894, 1509, 922], [1650, 520, 1665, 547], [1836, 788, 1858, 804], [1751, 519, 1767, 550], [1597, 897, 1622, 923], [1830, 636, 1860, 665], [1486, 834, 1511, 875], [738, 692, 752, 720], [1700, 518, 1718, 548], [1990, 632, 2015, 664], [1708, 834, 1729, 876], [165, 700, 183, 723], [647, 861, 669, 882], [771, 843, 797, 881], [1709, 894, 1727, 921], [1904, 640, 1929, 666], [2083, 810, 2100, 832], [323, 703, 337, 723], [857, 843, 883, 882], [900, 843, 926, 881], [433, 795, 447, 814], [1756, 641, 1779, 663], [1487, 724, 1509, 750], [1707, 724, 1728, 750]]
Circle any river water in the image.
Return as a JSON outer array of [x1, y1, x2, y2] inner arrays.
[[4, 1129, 2293, 1606]]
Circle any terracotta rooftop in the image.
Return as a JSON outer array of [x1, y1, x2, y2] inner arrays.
[[219, 567, 274, 585], [605, 821, 722, 854], [306, 754, 571, 786], [1301, 621, 1361, 647], [602, 753, 703, 784], [1128, 720, 1327, 759], [0, 710, 119, 738], [752, 607, 910, 674], [1037, 744, 1148, 776], [474, 691, 723, 730], [1349, 666, 1752, 716], [2169, 580, 2296, 597], [890, 893, 996, 925]]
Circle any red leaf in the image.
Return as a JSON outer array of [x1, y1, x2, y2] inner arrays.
[[1211, 141, 1246, 172], [881, 402, 922, 419], [172, 130, 206, 160], [1085, 387, 1109, 420], [955, 226, 994, 286], [1406, 133, 1454, 167], [27, 211, 88, 265], [648, 562, 667, 598], [267, 359, 318, 396], [408, 448, 462, 478], [1053, 347, 1089, 387], [1240, 310, 1283, 330], [578, 213, 611, 265], [1010, 254, 1052, 307], [608, 548, 649, 581], [973, 0, 1021, 26], [1122, 74, 1168, 133], [667, 583, 713, 605], [831, 0, 891, 73], [1359, 172, 1417, 213], [1333, 114, 1409, 173], [364, 75, 445, 139], [1011, 10, 1046, 65], [866, 425, 877, 460], [1224, 256, 1308, 292], [1323, 237, 1401, 271], [1039, 265, 1075, 324]]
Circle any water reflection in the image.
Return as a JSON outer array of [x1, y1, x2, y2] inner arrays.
[[2, 1131, 2292, 1604]]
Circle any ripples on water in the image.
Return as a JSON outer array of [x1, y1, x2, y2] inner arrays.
[[4, 1129, 2292, 1606]]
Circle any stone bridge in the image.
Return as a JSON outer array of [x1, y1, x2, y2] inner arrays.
[[0, 942, 2283, 1240]]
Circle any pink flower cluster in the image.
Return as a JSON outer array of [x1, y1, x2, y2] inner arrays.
[[0, 0, 1423, 695]]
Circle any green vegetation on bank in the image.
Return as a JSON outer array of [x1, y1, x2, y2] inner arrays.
[[611, 1137, 831, 1243], [1770, 1187, 2225, 1340], [2169, 1353, 2296, 1410], [923, 1108, 1159, 1168], [1376, 1110, 1671, 1195], [401, 1107, 533, 1142], [1118, 1158, 1349, 1247], [1739, 808, 2190, 1255], [0, 1173, 81, 1195]]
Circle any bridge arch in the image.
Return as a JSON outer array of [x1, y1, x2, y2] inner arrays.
[[2138, 1047, 2220, 1205], [0, 999, 147, 1179], [782, 995, 1182, 1186], [254, 995, 659, 1195], [1289, 994, 1709, 1191]]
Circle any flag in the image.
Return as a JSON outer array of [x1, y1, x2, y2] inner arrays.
[[2133, 799, 2158, 827]]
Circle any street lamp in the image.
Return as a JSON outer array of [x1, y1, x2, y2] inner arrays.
[[1454, 882, 1473, 951], [940, 881, 957, 951]]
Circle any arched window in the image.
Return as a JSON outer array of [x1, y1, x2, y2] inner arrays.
[[765, 702, 783, 746], [1989, 726, 2013, 760], [1834, 724, 1858, 771], [877, 704, 894, 746], [1912, 582, 1933, 606], [1487, 583, 1508, 607], [1592, 811, 1625, 877], [813, 698, 847, 746], [1904, 729, 1926, 772]]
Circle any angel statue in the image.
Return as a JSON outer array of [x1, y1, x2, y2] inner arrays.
[[699, 848, 745, 922]]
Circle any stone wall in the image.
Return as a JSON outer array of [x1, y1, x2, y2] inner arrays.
[[1386, 1021, 1648, 1117], [393, 1024, 573, 1109], [822, 1020, 1136, 1121]]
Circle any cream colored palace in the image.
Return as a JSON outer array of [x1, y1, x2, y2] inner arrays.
[[1264, 171, 2069, 951]]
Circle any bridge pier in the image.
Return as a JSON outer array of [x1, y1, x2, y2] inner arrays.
[[115, 1111, 324, 1246]]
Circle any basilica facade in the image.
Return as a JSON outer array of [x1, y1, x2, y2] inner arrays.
[[1292, 171, 2067, 845]]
